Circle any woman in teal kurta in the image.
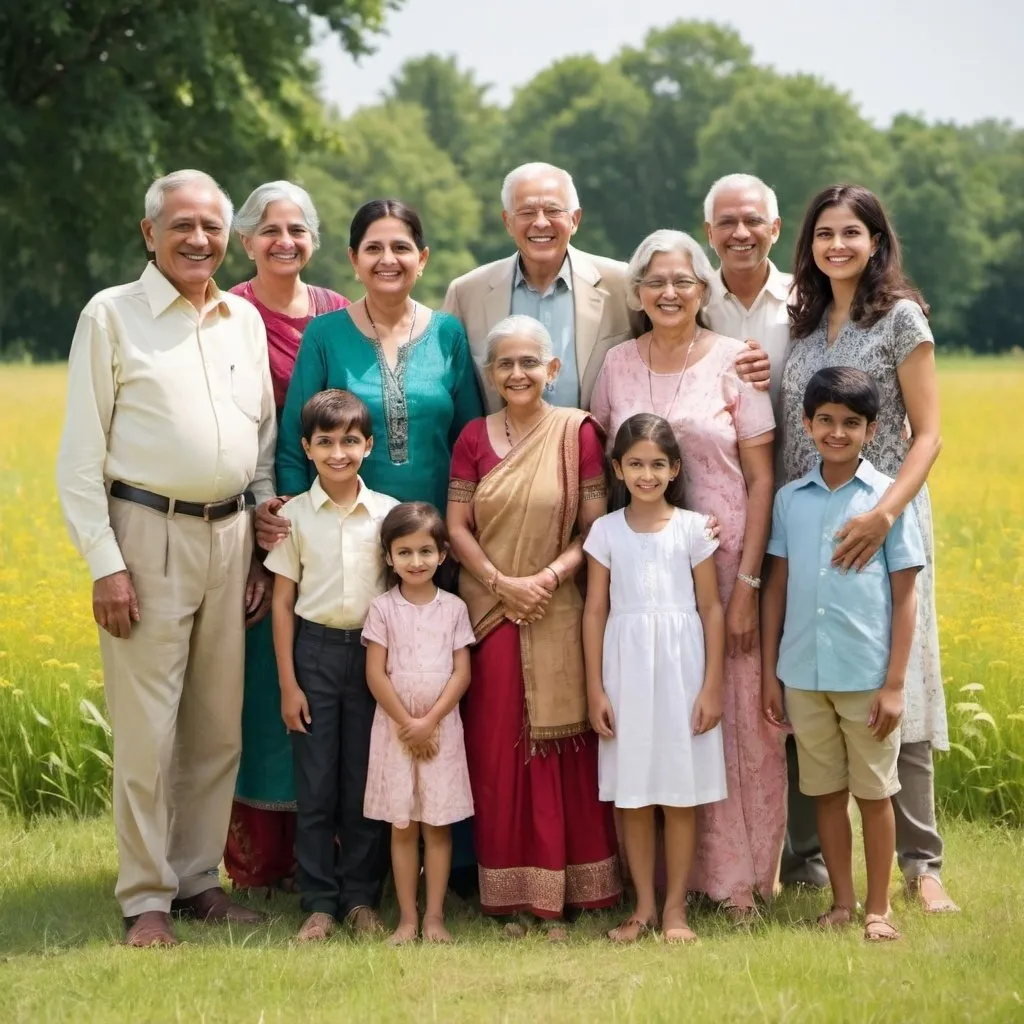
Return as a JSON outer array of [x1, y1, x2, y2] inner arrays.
[[276, 307, 481, 505]]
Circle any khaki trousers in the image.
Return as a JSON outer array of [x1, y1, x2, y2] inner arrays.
[[100, 497, 251, 917]]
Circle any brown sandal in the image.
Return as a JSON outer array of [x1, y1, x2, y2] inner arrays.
[[907, 875, 959, 914], [810, 904, 856, 929], [297, 912, 336, 943], [607, 915, 657, 943], [124, 911, 178, 948], [864, 913, 901, 942]]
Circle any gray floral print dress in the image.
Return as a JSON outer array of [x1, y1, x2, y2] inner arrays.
[[779, 298, 948, 749]]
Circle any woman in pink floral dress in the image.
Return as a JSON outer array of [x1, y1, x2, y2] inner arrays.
[[591, 230, 786, 920]]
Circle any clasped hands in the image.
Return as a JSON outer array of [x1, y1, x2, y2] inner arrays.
[[494, 571, 557, 626]]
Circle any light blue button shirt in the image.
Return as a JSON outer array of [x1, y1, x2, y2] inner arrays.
[[511, 256, 579, 409], [767, 458, 925, 693]]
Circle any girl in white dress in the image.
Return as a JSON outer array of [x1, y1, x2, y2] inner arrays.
[[583, 413, 727, 944]]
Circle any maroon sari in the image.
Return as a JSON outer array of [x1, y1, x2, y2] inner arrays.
[[448, 415, 621, 918], [224, 279, 348, 890]]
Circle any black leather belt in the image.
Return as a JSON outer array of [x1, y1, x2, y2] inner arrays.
[[110, 481, 254, 521], [298, 619, 364, 644]]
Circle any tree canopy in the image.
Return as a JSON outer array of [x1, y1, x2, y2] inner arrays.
[[2, 12, 1021, 356]]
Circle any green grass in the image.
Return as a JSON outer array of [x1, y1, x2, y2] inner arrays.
[[1, 814, 1022, 1023]]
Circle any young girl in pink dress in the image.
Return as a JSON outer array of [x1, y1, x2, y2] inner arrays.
[[362, 503, 476, 944]]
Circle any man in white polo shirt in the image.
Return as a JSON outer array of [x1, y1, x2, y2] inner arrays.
[[702, 172, 827, 890]]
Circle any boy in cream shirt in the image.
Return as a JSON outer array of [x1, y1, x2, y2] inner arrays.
[[265, 389, 398, 943]]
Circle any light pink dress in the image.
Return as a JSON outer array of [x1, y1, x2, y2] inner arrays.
[[591, 335, 787, 904], [362, 586, 476, 829]]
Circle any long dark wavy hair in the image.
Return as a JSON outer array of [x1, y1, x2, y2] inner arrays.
[[608, 413, 687, 511], [789, 184, 929, 340]]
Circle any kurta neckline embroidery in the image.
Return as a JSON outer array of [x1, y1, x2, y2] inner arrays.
[[365, 311, 436, 465]]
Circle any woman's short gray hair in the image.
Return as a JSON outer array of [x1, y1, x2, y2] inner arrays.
[[234, 180, 321, 248], [483, 315, 554, 367], [144, 169, 233, 226], [626, 230, 715, 314], [500, 163, 580, 214]]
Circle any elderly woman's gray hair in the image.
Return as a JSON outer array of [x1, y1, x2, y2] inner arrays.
[[626, 230, 715, 315], [233, 180, 321, 248], [144, 169, 233, 226], [483, 315, 554, 368]]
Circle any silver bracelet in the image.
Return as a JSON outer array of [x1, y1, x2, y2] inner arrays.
[[737, 572, 762, 590]]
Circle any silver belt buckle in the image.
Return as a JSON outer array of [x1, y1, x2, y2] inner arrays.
[[202, 494, 244, 521]]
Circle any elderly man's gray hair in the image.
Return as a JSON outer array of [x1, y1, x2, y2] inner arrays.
[[233, 180, 322, 248], [144, 169, 233, 226], [626, 230, 715, 313], [483, 314, 555, 367], [500, 163, 580, 214], [703, 173, 780, 224]]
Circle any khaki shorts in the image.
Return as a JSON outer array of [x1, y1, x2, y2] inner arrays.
[[784, 688, 901, 801]]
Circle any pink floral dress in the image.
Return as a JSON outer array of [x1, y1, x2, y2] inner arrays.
[[591, 335, 788, 904], [362, 586, 476, 829]]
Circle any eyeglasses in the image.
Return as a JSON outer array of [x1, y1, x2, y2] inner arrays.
[[512, 207, 572, 222], [639, 277, 703, 292]]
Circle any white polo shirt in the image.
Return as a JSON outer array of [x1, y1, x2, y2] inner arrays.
[[705, 260, 793, 419]]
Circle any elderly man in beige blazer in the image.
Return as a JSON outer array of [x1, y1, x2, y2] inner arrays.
[[444, 162, 643, 413], [57, 169, 276, 948]]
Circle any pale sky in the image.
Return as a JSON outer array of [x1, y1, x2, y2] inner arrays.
[[312, 0, 1022, 126]]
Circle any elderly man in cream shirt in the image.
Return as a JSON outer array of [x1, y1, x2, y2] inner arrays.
[[444, 161, 643, 412], [703, 172, 829, 890], [57, 169, 276, 947]]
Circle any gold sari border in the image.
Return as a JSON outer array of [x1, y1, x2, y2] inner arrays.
[[565, 856, 622, 906], [447, 478, 476, 503]]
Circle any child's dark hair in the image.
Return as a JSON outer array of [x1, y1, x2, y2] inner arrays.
[[300, 388, 373, 442], [610, 413, 687, 509], [802, 366, 880, 422], [380, 502, 450, 583]]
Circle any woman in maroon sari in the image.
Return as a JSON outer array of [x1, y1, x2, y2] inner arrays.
[[447, 315, 621, 938], [224, 181, 349, 891]]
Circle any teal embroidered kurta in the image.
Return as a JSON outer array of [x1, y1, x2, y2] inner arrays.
[[277, 309, 484, 510]]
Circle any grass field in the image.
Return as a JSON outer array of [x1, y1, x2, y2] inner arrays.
[[0, 360, 1023, 1023]]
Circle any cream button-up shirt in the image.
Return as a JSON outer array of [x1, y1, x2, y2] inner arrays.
[[264, 477, 399, 629], [56, 262, 277, 581], [705, 260, 793, 418]]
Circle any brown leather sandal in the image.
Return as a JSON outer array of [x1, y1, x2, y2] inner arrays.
[[124, 911, 178, 948], [864, 913, 901, 942]]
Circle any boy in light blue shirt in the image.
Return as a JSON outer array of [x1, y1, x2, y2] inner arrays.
[[761, 366, 925, 943]]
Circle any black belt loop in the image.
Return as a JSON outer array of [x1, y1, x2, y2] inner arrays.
[[110, 481, 254, 522]]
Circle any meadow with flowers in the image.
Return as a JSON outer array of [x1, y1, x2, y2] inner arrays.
[[1, 361, 1022, 1022]]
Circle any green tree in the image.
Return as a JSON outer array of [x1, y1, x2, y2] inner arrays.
[[617, 22, 753, 231], [297, 104, 482, 309], [693, 70, 887, 263], [0, 0, 400, 357], [883, 115, 998, 342]]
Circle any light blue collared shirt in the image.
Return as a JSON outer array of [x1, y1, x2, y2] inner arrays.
[[510, 256, 579, 409], [767, 458, 925, 693]]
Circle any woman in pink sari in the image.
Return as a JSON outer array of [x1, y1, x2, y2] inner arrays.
[[591, 230, 786, 922], [225, 181, 349, 892]]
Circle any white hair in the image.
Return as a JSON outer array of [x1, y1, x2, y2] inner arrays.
[[483, 315, 554, 367], [500, 162, 580, 214], [233, 180, 321, 248], [626, 230, 715, 314], [144, 169, 233, 226], [703, 173, 779, 224]]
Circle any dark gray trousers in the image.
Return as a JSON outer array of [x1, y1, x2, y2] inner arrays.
[[291, 619, 389, 918]]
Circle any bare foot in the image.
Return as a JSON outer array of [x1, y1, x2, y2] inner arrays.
[[544, 922, 569, 943], [502, 920, 528, 939], [387, 922, 419, 946], [297, 912, 335, 943], [422, 915, 453, 943], [662, 907, 697, 944], [909, 875, 960, 913], [724, 901, 759, 928]]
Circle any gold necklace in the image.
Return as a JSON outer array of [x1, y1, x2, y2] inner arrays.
[[646, 328, 701, 422]]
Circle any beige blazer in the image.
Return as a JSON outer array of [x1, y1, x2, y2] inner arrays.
[[443, 245, 644, 413]]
